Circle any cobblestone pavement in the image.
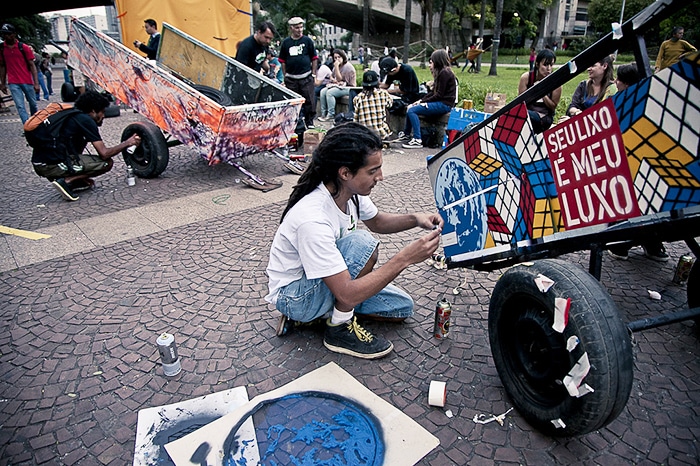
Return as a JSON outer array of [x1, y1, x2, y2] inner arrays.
[[1, 93, 699, 465]]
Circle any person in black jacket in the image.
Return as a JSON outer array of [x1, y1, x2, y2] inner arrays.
[[133, 19, 160, 60]]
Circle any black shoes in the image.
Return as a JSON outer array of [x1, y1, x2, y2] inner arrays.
[[51, 178, 79, 202], [323, 317, 393, 359]]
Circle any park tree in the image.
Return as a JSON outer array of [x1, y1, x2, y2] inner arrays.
[[0, 14, 52, 54]]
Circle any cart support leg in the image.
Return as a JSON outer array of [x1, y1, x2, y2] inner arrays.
[[588, 244, 604, 280]]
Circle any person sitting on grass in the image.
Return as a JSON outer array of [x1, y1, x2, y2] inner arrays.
[[517, 49, 561, 134], [265, 122, 443, 359], [31, 90, 141, 202], [399, 49, 457, 149], [353, 70, 393, 140]]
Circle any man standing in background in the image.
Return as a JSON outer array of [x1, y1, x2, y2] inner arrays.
[[279, 17, 317, 129], [133, 19, 161, 60], [0, 23, 39, 123], [655, 26, 696, 72], [235, 21, 276, 73]]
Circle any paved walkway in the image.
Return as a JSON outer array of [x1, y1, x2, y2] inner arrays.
[[1, 87, 699, 465]]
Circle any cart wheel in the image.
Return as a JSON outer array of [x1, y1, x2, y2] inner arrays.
[[104, 103, 121, 118], [61, 82, 78, 102], [121, 121, 169, 178], [193, 85, 233, 107], [687, 260, 700, 327], [488, 259, 633, 436]]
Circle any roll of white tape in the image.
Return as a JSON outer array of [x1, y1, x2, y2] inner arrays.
[[428, 380, 447, 407]]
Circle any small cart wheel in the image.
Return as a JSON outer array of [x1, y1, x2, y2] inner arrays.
[[687, 259, 700, 327], [61, 82, 78, 102], [488, 259, 633, 436], [121, 121, 169, 178]]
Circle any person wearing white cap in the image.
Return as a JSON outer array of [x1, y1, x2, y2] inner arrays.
[[279, 17, 318, 128]]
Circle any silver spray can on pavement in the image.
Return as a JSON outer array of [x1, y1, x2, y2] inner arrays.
[[126, 165, 136, 186], [672, 255, 695, 285], [156, 333, 181, 376]]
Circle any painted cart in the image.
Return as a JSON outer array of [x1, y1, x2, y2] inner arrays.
[[428, 0, 700, 436], [67, 19, 306, 190]]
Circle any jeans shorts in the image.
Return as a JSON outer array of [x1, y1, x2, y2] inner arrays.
[[33, 154, 109, 181], [275, 230, 414, 322]]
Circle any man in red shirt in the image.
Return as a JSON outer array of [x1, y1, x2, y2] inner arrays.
[[0, 23, 39, 123]]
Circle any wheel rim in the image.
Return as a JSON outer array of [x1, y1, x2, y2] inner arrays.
[[125, 131, 152, 171], [499, 295, 570, 408]]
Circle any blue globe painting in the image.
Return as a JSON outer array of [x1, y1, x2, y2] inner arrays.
[[434, 158, 488, 257], [222, 392, 384, 466]]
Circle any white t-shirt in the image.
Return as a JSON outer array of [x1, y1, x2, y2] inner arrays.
[[316, 64, 333, 86], [265, 184, 378, 304]]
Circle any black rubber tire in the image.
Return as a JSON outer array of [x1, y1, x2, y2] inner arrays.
[[488, 259, 633, 437], [121, 121, 169, 178], [687, 259, 700, 327], [193, 84, 233, 107], [61, 82, 78, 102], [103, 103, 121, 118]]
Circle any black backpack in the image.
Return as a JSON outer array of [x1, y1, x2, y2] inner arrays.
[[24, 103, 81, 154]]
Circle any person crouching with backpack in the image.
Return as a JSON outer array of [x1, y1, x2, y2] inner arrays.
[[31, 90, 141, 201]]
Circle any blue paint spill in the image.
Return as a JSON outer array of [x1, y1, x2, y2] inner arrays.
[[222, 391, 385, 466]]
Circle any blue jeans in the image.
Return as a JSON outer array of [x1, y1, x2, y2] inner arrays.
[[36, 72, 50, 100], [9, 83, 38, 123], [404, 101, 452, 140], [275, 230, 414, 322], [320, 86, 350, 118]]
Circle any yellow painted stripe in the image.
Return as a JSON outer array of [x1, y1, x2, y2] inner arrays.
[[0, 225, 52, 240]]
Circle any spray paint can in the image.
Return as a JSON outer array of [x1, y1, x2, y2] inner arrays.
[[672, 255, 695, 285], [156, 333, 181, 376], [433, 299, 452, 339], [126, 166, 136, 187]]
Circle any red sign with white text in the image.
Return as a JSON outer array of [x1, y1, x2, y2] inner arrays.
[[545, 99, 641, 229]]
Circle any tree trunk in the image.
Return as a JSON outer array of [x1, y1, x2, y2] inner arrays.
[[403, 0, 411, 63], [489, 0, 504, 76], [363, 0, 370, 46]]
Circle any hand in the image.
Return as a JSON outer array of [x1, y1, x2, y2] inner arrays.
[[129, 134, 142, 147], [400, 228, 442, 265], [133, 40, 141, 48], [415, 212, 444, 230]]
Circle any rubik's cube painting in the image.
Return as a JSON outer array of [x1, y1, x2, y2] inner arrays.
[[428, 52, 700, 260]]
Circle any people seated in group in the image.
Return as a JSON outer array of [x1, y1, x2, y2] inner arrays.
[[31, 90, 142, 202], [397, 49, 456, 149], [379, 56, 420, 105], [353, 70, 393, 140], [517, 49, 561, 133], [317, 49, 356, 122], [607, 62, 668, 262], [562, 54, 616, 121]]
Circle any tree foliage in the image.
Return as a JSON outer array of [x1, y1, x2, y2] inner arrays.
[[0, 15, 52, 53]]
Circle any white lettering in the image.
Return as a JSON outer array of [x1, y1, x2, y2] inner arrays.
[[609, 175, 635, 214]]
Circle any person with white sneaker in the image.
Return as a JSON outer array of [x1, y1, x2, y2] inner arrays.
[[400, 49, 456, 149], [265, 122, 443, 359]]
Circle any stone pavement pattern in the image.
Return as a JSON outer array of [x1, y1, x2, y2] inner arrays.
[[1, 94, 699, 465]]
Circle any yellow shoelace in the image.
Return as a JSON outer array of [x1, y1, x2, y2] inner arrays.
[[347, 318, 374, 343]]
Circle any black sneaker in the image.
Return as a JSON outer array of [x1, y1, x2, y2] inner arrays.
[[396, 131, 411, 142], [276, 315, 324, 336], [643, 243, 669, 262], [51, 178, 79, 201], [323, 317, 393, 359]]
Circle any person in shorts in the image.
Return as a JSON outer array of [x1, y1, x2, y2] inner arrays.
[[265, 122, 443, 359], [31, 90, 141, 201]]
